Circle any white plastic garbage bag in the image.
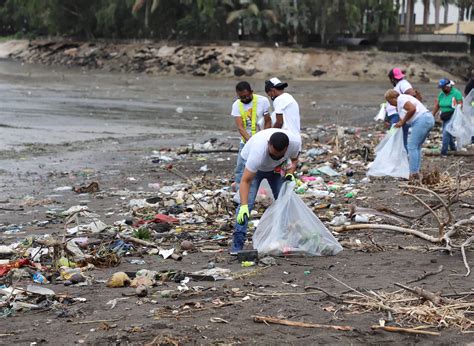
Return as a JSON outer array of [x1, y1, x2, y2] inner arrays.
[[447, 105, 472, 149], [368, 128, 409, 179], [374, 103, 387, 122], [464, 90, 474, 137], [252, 182, 343, 256]]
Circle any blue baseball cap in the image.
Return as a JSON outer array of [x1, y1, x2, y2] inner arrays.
[[438, 78, 451, 88]]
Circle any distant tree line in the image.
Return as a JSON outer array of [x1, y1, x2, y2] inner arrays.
[[0, 0, 407, 43]]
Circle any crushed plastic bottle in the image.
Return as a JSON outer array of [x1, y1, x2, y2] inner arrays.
[[241, 261, 255, 267]]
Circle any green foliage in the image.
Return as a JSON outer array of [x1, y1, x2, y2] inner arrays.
[[0, 0, 400, 42]]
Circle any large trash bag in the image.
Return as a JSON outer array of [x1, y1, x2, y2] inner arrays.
[[447, 105, 472, 149], [368, 128, 409, 179], [252, 182, 343, 257], [463, 90, 474, 137]]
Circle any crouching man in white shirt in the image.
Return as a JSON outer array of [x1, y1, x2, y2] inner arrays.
[[230, 129, 301, 254]]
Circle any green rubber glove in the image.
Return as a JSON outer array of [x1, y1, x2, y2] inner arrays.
[[237, 205, 249, 225], [285, 173, 295, 182]]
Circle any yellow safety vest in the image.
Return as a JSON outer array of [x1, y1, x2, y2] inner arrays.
[[239, 96, 257, 142]]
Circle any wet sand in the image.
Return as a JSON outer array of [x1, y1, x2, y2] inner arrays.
[[0, 60, 471, 344]]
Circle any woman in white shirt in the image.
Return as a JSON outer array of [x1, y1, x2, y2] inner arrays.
[[384, 89, 435, 181], [386, 68, 417, 148]]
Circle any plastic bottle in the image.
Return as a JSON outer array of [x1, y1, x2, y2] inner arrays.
[[309, 189, 329, 198]]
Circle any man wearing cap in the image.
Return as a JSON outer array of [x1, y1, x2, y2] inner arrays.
[[230, 128, 301, 254], [264, 77, 301, 135], [386, 68, 417, 148], [231, 81, 271, 190], [432, 78, 463, 156]]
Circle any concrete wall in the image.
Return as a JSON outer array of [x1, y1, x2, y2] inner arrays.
[[379, 34, 471, 53]]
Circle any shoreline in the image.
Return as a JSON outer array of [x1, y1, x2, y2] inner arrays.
[[1, 39, 469, 83]]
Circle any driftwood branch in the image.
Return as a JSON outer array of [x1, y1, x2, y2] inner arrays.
[[71, 318, 121, 325], [332, 224, 441, 243], [371, 325, 440, 336], [394, 283, 452, 306], [252, 315, 354, 331], [399, 185, 453, 226], [349, 205, 412, 226], [461, 236, 474, 277], [442, 217, 474, 251], [178, 147, 238, 155], [122, 236, 182, 261], [304, 286, 343, 302], [328, 274, 369, 298], [372, 205, 416, 219], [402, 191, 445, 238], [406, 265, 444, 284]]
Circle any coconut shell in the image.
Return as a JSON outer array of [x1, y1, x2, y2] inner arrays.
[[106, 272, 131, 288]]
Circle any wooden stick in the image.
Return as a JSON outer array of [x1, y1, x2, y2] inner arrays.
[[425, 151, 474, 157], [402, 191, 445, 238], [461, 235, 474, 277], [122, 236, 182, 261], [0, 207, 24, 211], [406, 265, 444, 284], [332, 224, 441, 243], [251, 291, 324, 297], [399, 185, 453, 226], [373, 206, 416, 219], [371, 325, 440, 336], [177, 147, 238, 155], [328, 274, 369, 298], [71, 318, 121, 325], [342, 300, 398, 314], [443, 218, 474, 251], [304, 286, 343, 302], [253, 315, 353, 331], [394, 283, 451, 305], [441, 291, 474, 298], [349, 205, 412, 226]]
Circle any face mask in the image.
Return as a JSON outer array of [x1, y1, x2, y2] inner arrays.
[[240, 96, 252, 104], [269, 152, 284, 161]]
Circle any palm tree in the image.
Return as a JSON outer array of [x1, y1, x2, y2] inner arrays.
[[443, 0, 451, 24], [434, 0, 441, 30], [422, 0, 430, 32], [456, 0, 473, 21], [225, 0, 278, 39], [405, 0, 415, 33], [132, 0, 160, 28]]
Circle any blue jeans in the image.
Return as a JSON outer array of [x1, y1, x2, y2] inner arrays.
[[231, 171, 284, 251], [407, 112, 434, 174], [234, 142, 246, 189], [390, 113, 409, 150], [441, 120, 456, 155]]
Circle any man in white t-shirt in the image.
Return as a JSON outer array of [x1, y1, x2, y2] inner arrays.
[[230, 129, 301, 254], [264, 77, 300, 135], [386, 68, 417, 148], [231, 81, 271, 190]]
